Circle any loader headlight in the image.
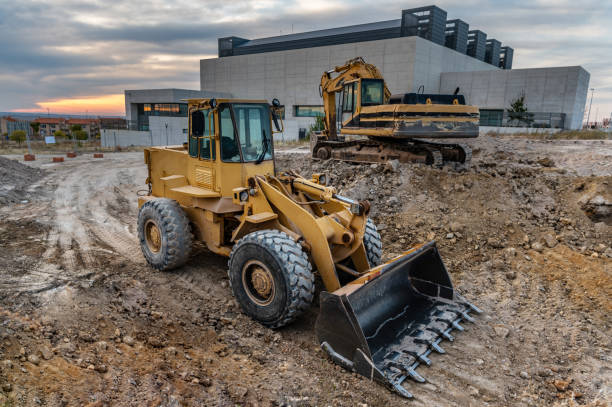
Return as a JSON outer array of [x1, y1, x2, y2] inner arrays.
[[313, 173, 327, 185], [239, 190, 249, 202]]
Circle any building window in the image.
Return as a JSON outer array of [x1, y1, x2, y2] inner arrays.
[[479, 109, 503, 126], [294, 105, 324, 117]]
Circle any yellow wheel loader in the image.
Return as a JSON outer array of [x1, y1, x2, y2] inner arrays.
[[311, 57, 478, 167], [137, 97, 481, 398]]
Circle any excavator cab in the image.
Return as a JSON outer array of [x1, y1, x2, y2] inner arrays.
[[338, 78, 386, 130]]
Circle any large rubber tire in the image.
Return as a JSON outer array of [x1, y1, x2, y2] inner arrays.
[[364, 218, 382, 267], [228, 230, 315, 329], [138, 198, 192, 271]]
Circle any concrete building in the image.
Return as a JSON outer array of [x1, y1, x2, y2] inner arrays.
[[110, 89, 231, 147], [440, 67, 590, 130], [124, 88, 230, 132], [1, 116, 32, 139], [35, 117, 67, 137], [67, 118, 100, 139], [198, 4, 588, 136]]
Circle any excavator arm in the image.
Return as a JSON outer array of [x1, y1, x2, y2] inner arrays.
[[319, 57, 391, 140]]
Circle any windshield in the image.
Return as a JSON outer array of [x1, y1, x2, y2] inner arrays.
[[220, 103, 273, 163]]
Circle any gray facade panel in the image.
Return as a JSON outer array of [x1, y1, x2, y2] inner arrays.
[[440, 67, 590, 129]]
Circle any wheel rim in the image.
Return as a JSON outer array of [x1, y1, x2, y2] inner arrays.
[[242, 260, 275, 306], [144, 220, 162, 253]]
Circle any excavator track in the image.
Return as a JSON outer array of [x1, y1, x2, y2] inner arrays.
[[311, 137, 472, 168]]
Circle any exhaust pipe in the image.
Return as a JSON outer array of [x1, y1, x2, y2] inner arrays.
[[315, 241, 481, 398]]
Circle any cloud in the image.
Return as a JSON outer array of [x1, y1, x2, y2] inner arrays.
[[0, 0, 610, 120]]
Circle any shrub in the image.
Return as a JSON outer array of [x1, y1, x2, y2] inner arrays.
[[9, 130, 26, 144], [54, 130, 68, 140]]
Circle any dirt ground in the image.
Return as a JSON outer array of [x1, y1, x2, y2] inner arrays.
[[0, 135, 610, 407]]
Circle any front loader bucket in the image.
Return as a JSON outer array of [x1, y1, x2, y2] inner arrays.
[[315, 241, 481, 398]]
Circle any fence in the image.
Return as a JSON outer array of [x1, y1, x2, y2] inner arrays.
[[480, 110, 566, 129]]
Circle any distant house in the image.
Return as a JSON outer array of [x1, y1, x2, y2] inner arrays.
[[0, 116, 32, 139], [35, 117, 67, 137], [67, 118, 101, 138]]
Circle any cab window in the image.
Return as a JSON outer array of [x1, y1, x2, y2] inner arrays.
[[219, 105, 240, 162], [361, 79, 384, 106], [189, 109, 215, 159], [233, 104, 273, 162], [342, 83, 355, 112]]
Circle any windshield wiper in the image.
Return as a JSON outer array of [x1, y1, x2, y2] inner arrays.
[[255, 130, 269, 164]]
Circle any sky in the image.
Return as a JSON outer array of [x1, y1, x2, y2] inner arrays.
[[0, 0, 610, 122]]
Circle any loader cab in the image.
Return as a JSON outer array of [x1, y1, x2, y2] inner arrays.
[[187, 99, 277, 196], [339, 78, 385, 129]]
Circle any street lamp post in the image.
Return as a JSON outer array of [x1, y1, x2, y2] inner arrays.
[[586, 88, 595, 128]]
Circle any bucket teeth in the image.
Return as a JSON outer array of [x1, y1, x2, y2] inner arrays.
[[418, 354, 432, 365], [452, 320, 464, 331], [468, 302, 483, 314], [442, 330, 454, 341], [391, 380, 413, 399], [461, 311, 476, 323], [406, 366, 426, 383], [431, 341, 446, 354]]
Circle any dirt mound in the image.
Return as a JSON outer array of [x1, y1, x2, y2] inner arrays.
[[0, 156, 45, 205]]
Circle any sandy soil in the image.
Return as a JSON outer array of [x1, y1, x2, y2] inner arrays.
[[0, 135, 610, 407]]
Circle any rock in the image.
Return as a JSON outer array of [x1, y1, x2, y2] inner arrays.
[[468, 385, 479, 396], [384, 159, 400, 173], [604, 247, 612, 258], [446, 233, 454, 239], [27, 354, 40, 365], [95, 341, 108, 353], [2, 360, 13, 369], [165, 347, 177, 358], [40, 346, 53, 360], [538, 368, 553, 377], [542, 233, 558, 248], [1, 382, 11, 392], [493, 325, 510, 338], [487, 237, 503, 248], [58, 341, 76, 356], [147, 336, 165, 348], [449, 222, 463, 232], [122, 336, 135, 346], [95, 364, 108, 373], [387, 196, 399, 206], [505, 271, 517, 280], [519, 371, 530, 379], [553, 379, 570, 392], [531, 242, 544, 252], [537, 157, 555, 167]]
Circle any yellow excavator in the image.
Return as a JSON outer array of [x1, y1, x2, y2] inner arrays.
[[311, 57, 479, 166], [137, 97, 481, 398]]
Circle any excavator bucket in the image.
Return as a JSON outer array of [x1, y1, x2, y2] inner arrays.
[[315, 241, 481, 398]]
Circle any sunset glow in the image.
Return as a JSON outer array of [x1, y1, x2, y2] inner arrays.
[[12, 94, 125, 116]]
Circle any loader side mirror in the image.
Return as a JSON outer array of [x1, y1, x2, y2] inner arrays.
[[271, 111, 281, 132], [191, 111, 205, 136]]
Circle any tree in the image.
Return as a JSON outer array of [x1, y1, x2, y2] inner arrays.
[[70, 124, 82, 133], [507, 92, 533, 127], [9, 130, 26, 144], [30, 122, 40, 138], [53, 130, 68, 140], [74, 130, 88, 140], [307, 115, 325, 137]]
